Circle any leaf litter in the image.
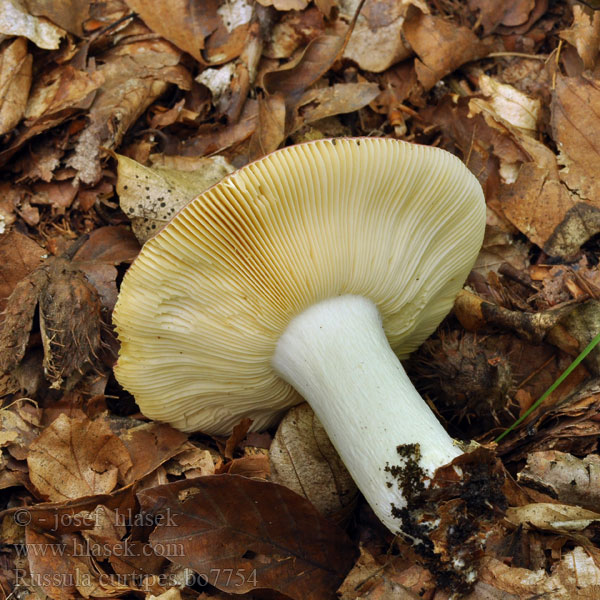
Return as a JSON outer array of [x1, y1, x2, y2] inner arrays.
[[2, 1, 600, 599]]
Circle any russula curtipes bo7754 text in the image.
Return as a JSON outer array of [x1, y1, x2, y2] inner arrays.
[[113, 138, 486, 534]]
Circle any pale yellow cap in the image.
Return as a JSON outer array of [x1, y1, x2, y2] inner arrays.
[[113, 138, 485, 434]]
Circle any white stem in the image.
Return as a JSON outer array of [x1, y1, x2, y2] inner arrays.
[[272, 295, 462, 533]]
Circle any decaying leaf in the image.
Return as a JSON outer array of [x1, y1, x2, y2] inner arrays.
[[551, 73, 600, 206], [340, 0, 412, 73], [0, 0, 65, 49], [519, 451, 600, 512], [27, 414, 133, 501], [270, 403, 357, 519], [123, 0, 220, 63], [0, 37, 32, 135], [138, 475, 358, 599], [115, 153, 235, 243], [403, 9, 496, 91]]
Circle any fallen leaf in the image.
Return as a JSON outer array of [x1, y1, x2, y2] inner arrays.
[[263, 33, 345, 101], [506, 502, 600, 532], [560, 4, 600, 70], [248, 92, 285, 160], [263, 7, 325, 60], [289, 81, 380, 133], [0, 398, 41, 460], [118, 422, 188, 484], [137, 475, 357, 599], [475, 548, 600, 599], [24, 65, 104, 123], [0, 37, 32, 135], [551, 73, 600, 205], [0, 0, 65, 49], [468, 0, 535, 34], [403, 9, 495, 90], [224, 417, 252, 460], [115, 153, 234, 243], [477, 74, 541, 136], [27, 414, 133, 501], [340, 0, 412, 72], [0, 229, 45, 317], [270, 403, 357, 519], [256, 0, 309, 9], [22, 0, 91, 36], [67, 37, 192, 185], [519, 451, 600, 513], [123, 0, 220, 63]]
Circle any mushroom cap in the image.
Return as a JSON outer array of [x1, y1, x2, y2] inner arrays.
[[113, 138, 485, 434]]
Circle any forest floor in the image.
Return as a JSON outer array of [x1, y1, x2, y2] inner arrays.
[[2, 0, 600, 598]]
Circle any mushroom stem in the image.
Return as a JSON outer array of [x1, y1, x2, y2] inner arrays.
[[272, 294, 462, 533]]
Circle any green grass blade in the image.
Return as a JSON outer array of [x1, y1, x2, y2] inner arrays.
[[495, 329, 600, 443]]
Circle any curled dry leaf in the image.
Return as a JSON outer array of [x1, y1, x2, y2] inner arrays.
[[0, 398, 42, 460], [551, 73, 600, 206], [0, 0, 65, 49], [289, 81, 380, 133], [476, 74, 541, 136], [123, 0, 220, 63], [559, 4, 600, 71], [506, 502, 600, 532], [403, 9, 495, 91], [519, 451, 600, 512], [27, 414, 133, 501], [269, 403, 357, 520], [256, 0, 309, 10], [22, 0, 91, 36], [115, 153, 234, 243], [137, 475, 357, 600], [0, 229, 45, 316], [67, 37, 192, 185], [468, 0, 536, 34], [117, 422, 189, 485], [0, 37, 32, 135], [340, 0, 412, 73], [476, 547, 600, 600]]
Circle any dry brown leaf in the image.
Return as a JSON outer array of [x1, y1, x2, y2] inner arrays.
[[551, 73, 600, 205], [338, 546, 435, 599], [473, 548, 600, 599], [24, 528, 97, 600], [290, 81, 380, 133], [468, 0, 535, 34], [263, 33, 345, 101], [123, 0, 220, 63], [68, 37, 191, 185], [270, 404, 357, 519], [138, 475, 357, 599], [115, 152, 234, 243], [256, 0, 309, 9], [27, 414, 133, 501], [24, 65, 104, 123], [0, 398, 41, 460], [0, 229, 44, 316], [0, 0, 65, 49], [403, 10, 495, 90], [0, 37, 32, 135], [519, 451, 600, 512], [263, 7, 325, 60], [340, 0, 412, 72], [175, 97, 258, 158], [22, 0, 90, 36], [506, 502, 600, 532], [560, 4, 600, 71], [476, 74, 541, 136], [248, 92, 285, 160]]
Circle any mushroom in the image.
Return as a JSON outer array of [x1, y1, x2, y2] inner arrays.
[[113, 138, 485, 533]]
